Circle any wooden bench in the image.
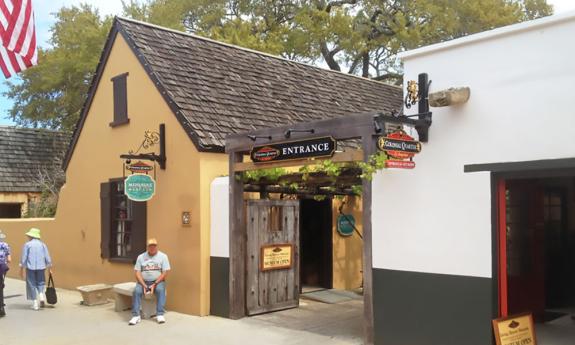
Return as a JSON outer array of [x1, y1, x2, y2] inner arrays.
[[113, 282, 159, 319], [77, 284, 113, 306]]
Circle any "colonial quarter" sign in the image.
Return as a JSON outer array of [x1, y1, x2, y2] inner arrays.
[[124, 174, 156, 202], [250, 137, 336, 163], [378, 131, 421, 159]]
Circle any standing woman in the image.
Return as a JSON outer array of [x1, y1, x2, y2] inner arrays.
[[19, 228, 52, 311], [0, 230, 11, 317]]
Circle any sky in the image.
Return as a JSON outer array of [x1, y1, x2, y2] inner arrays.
[[0, 0, 574, 126]]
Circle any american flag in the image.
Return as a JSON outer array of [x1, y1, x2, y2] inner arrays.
[[0, 0, 37, 78]]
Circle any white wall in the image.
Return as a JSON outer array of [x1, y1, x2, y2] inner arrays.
[[210, 176, 229, 258], [372, 14, 575, 278]]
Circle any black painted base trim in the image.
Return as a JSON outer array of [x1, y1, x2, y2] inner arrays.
[[210, 256, 230, 318], [373, 268, 495, 345]]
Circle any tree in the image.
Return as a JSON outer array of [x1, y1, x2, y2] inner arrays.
[[24, 155, 66, 218], [4, 1, 553, 129], [3, 5, 112, 130], [124, 0, 552, 80]]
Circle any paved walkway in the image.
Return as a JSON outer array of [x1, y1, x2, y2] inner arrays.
[[0, 278, 360, 345]]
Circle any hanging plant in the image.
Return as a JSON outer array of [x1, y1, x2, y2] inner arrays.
[[239, 151, 389, 196]]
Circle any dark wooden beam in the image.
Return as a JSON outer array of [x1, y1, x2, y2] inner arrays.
[[226, 112, 379, 153], [229, 151, 246, 319], [243, 185, 357, 196], [362, 133, 376, 345]]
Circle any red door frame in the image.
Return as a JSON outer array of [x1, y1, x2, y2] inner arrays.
[[497, 179, 508, 317]]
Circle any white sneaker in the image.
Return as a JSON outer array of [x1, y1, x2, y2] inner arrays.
[[32, 300, 39, 311], [157, 315, 166, 324], [128, 316, 141, 325], [38, 293, 46, 308]]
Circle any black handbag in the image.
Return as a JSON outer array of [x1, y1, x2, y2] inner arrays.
[[45, 273, 57, 305]]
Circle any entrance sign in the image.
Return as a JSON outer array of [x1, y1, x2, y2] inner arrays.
[[260, 243, 293, 271], [124, 174, 156, 202], [492, 313, 537, 345], [337, 214, 355, 236], [127, 161, 154, 174], [378, 131, 421, 160], [250, 137, 336, 163]]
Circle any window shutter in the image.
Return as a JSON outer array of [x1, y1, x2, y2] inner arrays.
[[100, 182, 112, 259], [131, 201, 147, 261], [111, 73, 128, 125]]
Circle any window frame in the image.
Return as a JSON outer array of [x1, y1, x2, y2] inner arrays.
[[100, 178, 146, 263], [109, 72, 130, 127]]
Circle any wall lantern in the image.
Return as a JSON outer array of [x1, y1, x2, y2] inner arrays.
[[182, 211, 191, 226]]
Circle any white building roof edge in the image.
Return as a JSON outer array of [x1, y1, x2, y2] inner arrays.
[[399, 10, 575, 60]]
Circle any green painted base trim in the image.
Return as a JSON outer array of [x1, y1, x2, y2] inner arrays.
[[210, 256, 230, 318], [373, 268, 495, 345]]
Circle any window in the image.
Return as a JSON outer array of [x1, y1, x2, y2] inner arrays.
[[0, 203, 21, 218], [110, 72, 129, 127], [100, 179, 146, 261]]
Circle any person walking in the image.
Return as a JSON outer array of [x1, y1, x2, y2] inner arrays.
[[19, 228, 52, 311], [0, 230, 11, 317]]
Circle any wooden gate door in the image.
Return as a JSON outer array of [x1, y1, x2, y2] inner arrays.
[[246, 199, 300, 315]]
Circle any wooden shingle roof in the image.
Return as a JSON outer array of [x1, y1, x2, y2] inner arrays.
[[0, 127, 69, 192], [64, 17, 402, 169]]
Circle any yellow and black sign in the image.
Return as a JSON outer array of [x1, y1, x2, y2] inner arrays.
[[492, 313, 537, 345], [260, 244, 293, 271]]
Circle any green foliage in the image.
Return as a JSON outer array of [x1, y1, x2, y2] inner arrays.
[[24, 190, 58, 218], [356, 152, 387, 181], [240, 167, 289, 183], [125, 0, 552, 79], [4, 0, 553, 128], [4, 5, 112, 130]]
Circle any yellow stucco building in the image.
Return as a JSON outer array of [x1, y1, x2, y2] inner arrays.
[[0, 17, 401, 316]]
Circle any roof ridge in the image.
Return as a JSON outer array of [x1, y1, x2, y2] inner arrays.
[[0, 125, 69, 134], [115, 16, 401, 90]]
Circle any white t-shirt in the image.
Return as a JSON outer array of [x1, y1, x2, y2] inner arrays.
[[134, 251, 171, 282]]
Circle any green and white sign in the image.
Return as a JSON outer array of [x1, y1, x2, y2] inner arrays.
[[337, 214, 355, 237], [125, 174, 156, 202]]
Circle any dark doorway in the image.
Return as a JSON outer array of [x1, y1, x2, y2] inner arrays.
[[0, 203, 21, 218], [300, 198, 333, 289], [504, 177, 575, 323]]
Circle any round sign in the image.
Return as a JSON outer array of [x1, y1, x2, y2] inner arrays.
[[124, 174, 156, 202], [337, 214, 355, 236]]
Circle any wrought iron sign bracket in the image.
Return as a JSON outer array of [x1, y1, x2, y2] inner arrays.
[[120, 123, 167, 169], [374, 73, 433, 141], [373, 112, 431, 142]]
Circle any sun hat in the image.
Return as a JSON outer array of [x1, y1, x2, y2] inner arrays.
[[147, 238, 158, 246], [0, 230, 5, 240], [25, 228, 41, 239]]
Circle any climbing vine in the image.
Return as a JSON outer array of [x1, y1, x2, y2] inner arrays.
[[239, 152, 389, 197]]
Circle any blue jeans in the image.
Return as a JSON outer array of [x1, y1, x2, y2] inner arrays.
[[132, 281, 166, 316], [25, 269, 45, 300]]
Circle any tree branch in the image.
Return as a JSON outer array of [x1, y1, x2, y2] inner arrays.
[[326, 0, 358, 13], [320, 41, 342, 71]]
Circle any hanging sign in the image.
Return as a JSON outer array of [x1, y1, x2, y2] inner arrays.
[[251, 137, 336, 163], [385, 160, 416, 169], [337, 214, 355, 236], [127, 161, 154, 174], [260, 243, 293, 271], [124, 174, 156, 202], [378, 131, 421, 159], [492, 313, 537, 345], [378, 130, 421, 169]]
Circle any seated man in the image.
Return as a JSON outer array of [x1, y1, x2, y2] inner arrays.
[[129, 238, 171, 325]]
